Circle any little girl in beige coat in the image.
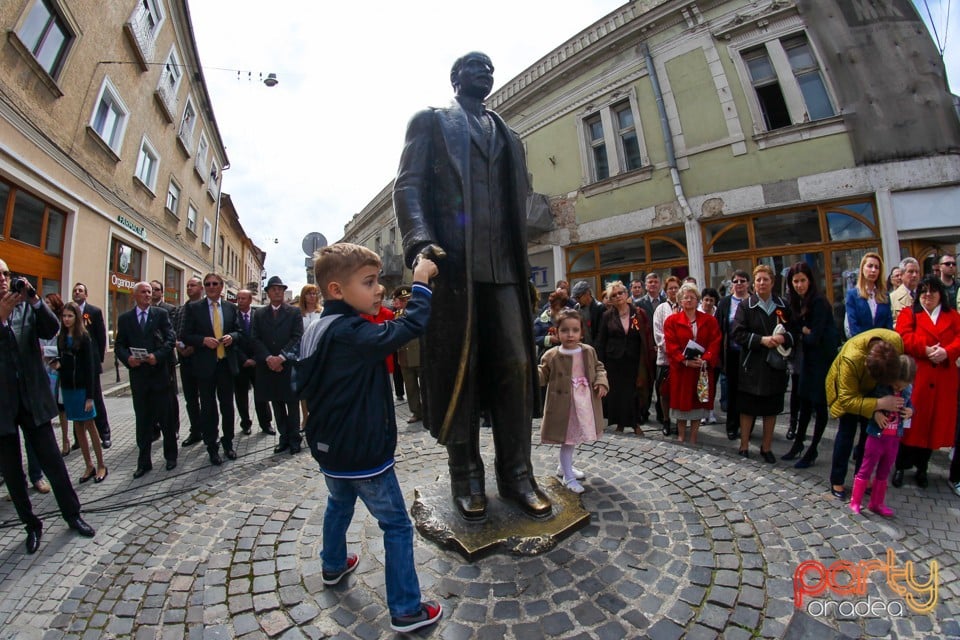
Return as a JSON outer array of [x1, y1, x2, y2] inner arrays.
[[539, 310, 608, 493]]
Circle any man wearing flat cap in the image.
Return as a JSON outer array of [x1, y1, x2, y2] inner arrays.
[[250, 276, 303, 454], [571, 280, 604, 346], [392, 285, 423, 424]]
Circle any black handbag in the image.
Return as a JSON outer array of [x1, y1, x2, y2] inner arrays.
[[765, 348, 789, 371]]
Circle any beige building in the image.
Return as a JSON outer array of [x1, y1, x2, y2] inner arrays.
[[0, 0, 261, 342], [218, 193, 266, 303]]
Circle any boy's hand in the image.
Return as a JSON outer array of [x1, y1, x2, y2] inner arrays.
[[413, 257, 438, 282]]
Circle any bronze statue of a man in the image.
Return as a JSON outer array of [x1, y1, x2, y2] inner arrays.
[[394, 52, 551, 521]]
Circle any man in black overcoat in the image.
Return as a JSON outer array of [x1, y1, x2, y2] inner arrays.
[[180, 272, 240, 466], [115, 282, 177, 476], [394, 52, 550, 520], [234, 289, 275, 436], [150, 280, 180, 439], [250, 276, 303, 454], [0, 259, 94, 553]]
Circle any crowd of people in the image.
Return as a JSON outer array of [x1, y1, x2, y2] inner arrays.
[[537, 250, 960, 509]]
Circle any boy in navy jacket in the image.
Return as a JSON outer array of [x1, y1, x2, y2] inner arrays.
[[297, 243, 442, 633]]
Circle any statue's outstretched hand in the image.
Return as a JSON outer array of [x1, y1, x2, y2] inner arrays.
[[417, 244, 446, 262]]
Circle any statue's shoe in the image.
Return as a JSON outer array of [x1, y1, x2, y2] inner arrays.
[[500, 485, 552, 518], [453, 493, 487, 521]]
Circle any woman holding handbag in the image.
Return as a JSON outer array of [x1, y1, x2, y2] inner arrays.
[[732, 264, 795, 462], [663, 284, 721, 444]]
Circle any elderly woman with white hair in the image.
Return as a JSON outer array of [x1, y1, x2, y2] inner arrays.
[[663, 283, 721, 444]]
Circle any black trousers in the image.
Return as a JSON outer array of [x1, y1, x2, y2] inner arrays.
[[198, 359, 235, 453], [132, 381, 176, 468], [180, 361, 201, 440], [724, 347, 742, 434], [0, 403, 81, 532], [272, 400, 301, 447], [392, 354, 405, 399], [234, 365, 272, 430], [152, 366, 179, 439], [445, 284, 534, 494], [92, 371, 110, 442]]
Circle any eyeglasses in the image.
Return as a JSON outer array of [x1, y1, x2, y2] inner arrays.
[[203, 281, 221, 287], [943, 262, 956, 267], [731, 279, 748, 284], [0, 271, 11, 279]]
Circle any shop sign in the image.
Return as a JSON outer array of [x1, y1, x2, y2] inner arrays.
[[117, 214, 147, 241], [109, 271, 138, 293]]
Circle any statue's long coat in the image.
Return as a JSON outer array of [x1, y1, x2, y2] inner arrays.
[[393, 101, 539, 444]]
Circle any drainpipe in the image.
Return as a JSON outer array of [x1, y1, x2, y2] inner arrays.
[[640, 42, 704, 284]]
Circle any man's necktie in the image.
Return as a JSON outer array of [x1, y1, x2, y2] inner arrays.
[[139, 311, 146, 330], [243, 312, 250, 332], [212, 302, 225, 359]]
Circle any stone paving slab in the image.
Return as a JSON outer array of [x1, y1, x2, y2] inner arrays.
[[0, 391, 957, 639]]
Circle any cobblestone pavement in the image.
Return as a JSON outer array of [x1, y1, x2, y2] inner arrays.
[[0, 385, 958, 639]]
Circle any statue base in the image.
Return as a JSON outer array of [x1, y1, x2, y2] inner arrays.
[[411, 476, 590, 561]]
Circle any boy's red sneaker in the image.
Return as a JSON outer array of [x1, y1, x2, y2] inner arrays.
[[322, 552, 360, 586], [390, 600, 443, 632]]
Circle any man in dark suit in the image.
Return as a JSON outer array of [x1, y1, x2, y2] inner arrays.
[[178, 276, 203, 446], [250, 276, 303, 453], [234, 289, 274, 436], [150, 280, 180, 440], [635, 272, 666, 425], [180, 272, 239, 466], [71, 282, 111, 448], [115, 282, 177, 477], [394, 52, 550, 520], [0, 259, 94, 553]]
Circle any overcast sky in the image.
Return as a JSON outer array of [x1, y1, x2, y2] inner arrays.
[[188, 0, 959, 292]]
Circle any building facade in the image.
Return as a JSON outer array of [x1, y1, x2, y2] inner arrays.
[[0, 0, 259, 343], [346, 0, 959, 306]]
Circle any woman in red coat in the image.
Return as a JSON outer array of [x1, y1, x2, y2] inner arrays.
[[664, 284, 722, 444], [893, 276, 960, 488]]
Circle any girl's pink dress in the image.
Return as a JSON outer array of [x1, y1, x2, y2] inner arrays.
[[565, 348, 598, 445]]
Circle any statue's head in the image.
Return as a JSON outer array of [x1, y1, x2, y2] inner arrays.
[[450, 52, 494, 100]]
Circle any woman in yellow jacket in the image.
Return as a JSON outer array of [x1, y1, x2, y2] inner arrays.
[[825, 328, 903, 499]]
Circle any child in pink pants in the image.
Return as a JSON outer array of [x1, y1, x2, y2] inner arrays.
[[850, 355, 916, 517]]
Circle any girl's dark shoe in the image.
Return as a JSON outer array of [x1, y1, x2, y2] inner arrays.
[[78, 468, 96, 484]]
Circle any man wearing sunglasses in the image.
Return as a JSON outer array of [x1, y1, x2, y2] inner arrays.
[[180, 273, 240, 466], [938, 254, 957, 310], [717, 270, 752, 440]]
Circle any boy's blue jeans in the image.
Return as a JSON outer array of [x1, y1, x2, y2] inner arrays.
[[321, 468, 421, 618]]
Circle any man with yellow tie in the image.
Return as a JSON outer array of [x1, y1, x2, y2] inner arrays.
[[181, 272, 240, 466]]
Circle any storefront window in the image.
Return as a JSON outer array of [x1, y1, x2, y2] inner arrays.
[[164, 264, 182, 305], [45, 209, 66, 256], [568, 248, 596, 273], [648, 228, 687, 262], [704, 221, 749, 254], [753, 209, 821, 248], [108, 238, 144, 344], [10, 190, 46, 247], [706, 259, 754, 295], [826, 203, 876, 241], [598, 236, 645, 268]]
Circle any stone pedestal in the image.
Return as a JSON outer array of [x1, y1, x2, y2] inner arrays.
[[411, 476, 590, 561]]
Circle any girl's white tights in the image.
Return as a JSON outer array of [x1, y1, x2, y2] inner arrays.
[[559, 444, 575, 481]]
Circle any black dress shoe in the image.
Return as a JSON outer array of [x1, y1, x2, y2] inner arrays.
[[274, 443, 290, 454], [289, 444, 301, 455], [891, 469, 904, 488], [133, 467, 151, 479], [500, 486, 552, 519], [209, 452, 223, 466], [738, 449, 749, 458], [26, 526, 42, 554], [454, 494, 488, 521], [165, 460, 177, 471], [781, 442, 804, 461], [661, 422, 671, 436], [916, 471, 929, 488], [224, 448, 237, 460], [101, 439, 112, 449], [261, 426, 277, 435], [67, 517, 95, 538], [727, 429, 739, 441], [181, 435, 202, 447], [785, 426, 796, 440], [761, 450, 776, 464], [71, 441, 80, 451]]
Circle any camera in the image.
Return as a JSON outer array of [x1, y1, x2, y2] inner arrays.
[[11, 277, 36, 298]]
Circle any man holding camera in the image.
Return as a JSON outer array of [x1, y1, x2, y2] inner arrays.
[[0, 260, 95, 554]]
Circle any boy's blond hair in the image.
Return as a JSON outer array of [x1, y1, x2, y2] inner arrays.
[[313, 243, 381, 293]]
